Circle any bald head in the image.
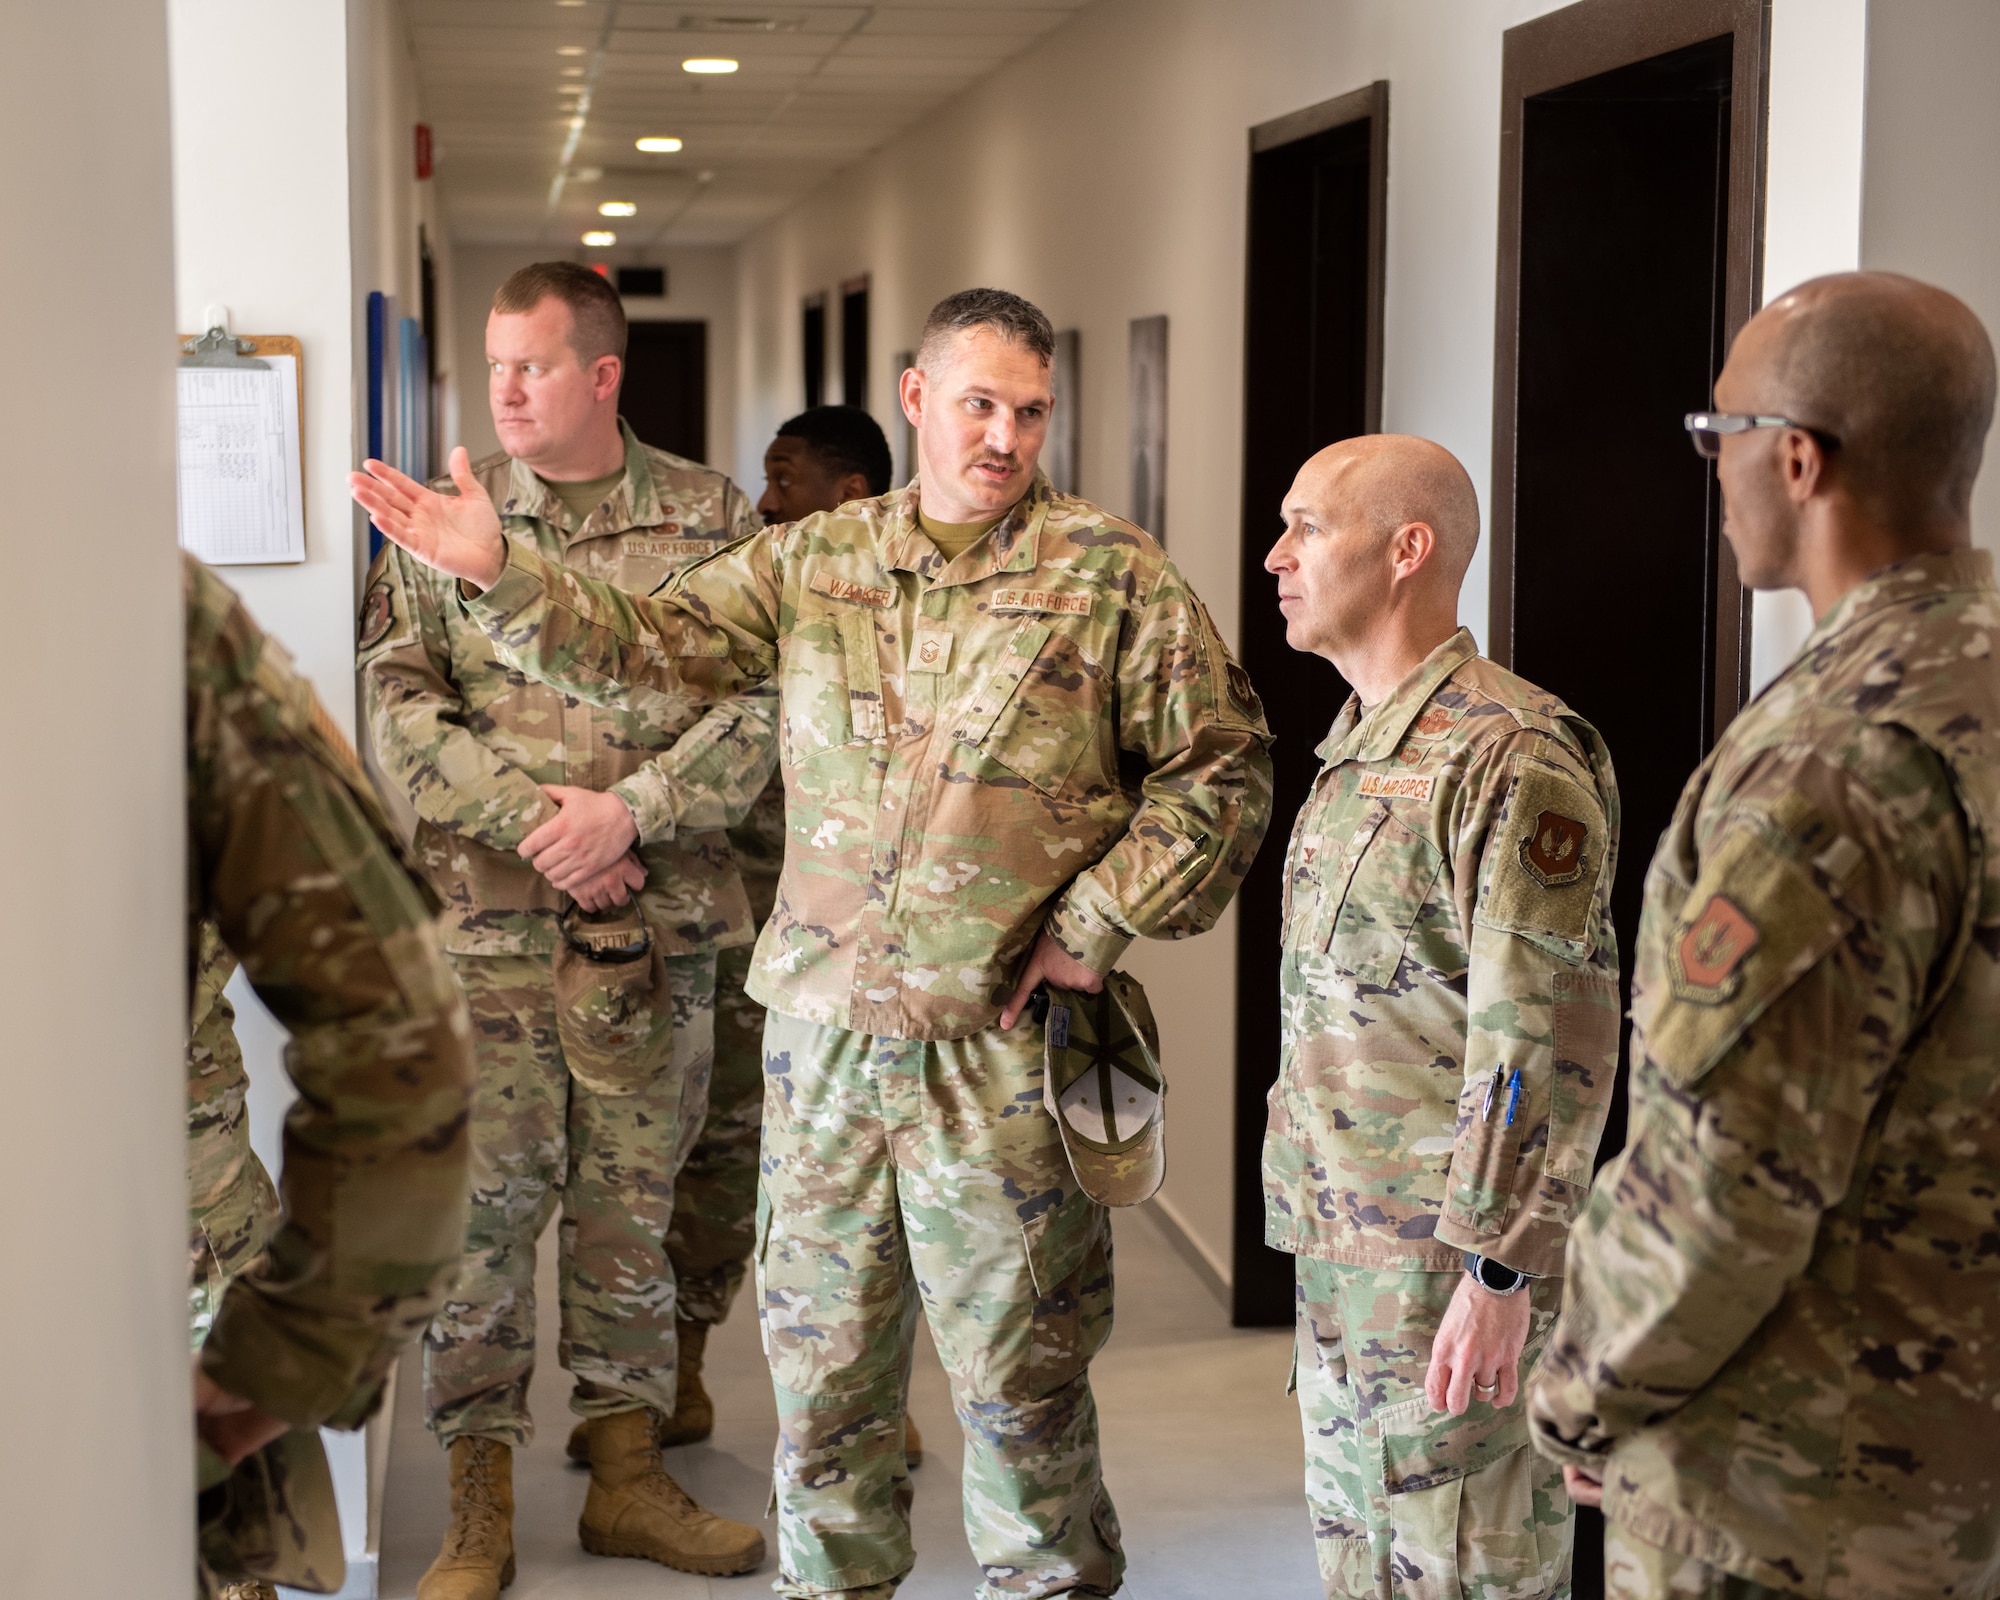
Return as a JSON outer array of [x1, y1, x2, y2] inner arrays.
[[1292, 434, 1481, 592], [1733, 272, 1995, 521], [1268, 434, 1480, 688]]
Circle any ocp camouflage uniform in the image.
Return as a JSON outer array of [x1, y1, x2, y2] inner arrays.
[[1264, 629, 1622, 1600], [186, 553, 473, 1596], [358, 422, 775, 1445], [186, 921, 278, 1350], [455, 469, 1275, 1597], [667, 778, 785, 1328], [1529, 550, 2000, 1600]]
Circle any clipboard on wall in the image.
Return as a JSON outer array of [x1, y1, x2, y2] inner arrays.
[[176, 328, 307, 565]]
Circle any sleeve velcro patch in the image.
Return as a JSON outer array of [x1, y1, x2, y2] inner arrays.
[[1635, 811, 1852, 1090], [1478, 761, 1607, 955]]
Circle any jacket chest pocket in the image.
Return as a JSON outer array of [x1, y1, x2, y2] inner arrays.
[[784, 606, 886, 765], [952, 619, 1105, 796], [1325, 804, 1441, 989]]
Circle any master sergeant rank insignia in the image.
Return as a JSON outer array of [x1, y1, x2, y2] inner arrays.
[[1520, 809, 1589, 888]]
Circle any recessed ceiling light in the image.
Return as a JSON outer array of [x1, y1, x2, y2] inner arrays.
[[599, 200, 636, 217], [682, 57, 739, 74], [561, 66, 584, 76], [635, 136, 683, 153], [558, 45, 586, 56], [582, 230, 617, 247], [557, 1, 585, 7]]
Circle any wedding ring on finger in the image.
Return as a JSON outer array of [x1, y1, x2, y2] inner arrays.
[[1474, 1380, 1500, 1397]]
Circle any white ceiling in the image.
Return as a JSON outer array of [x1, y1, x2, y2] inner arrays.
[[409, 0, 1093, 249]]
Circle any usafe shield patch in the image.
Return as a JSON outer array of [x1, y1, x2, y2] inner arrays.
[[1521, 809, 1590, 889], [991, 588, 1093, 616], [357, 580, 394, 650], [1357, 770, 1436, 802], [1671, 893, 1761, 1002], [809, 571, 896, 608]]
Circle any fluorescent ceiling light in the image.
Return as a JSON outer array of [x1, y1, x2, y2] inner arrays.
[[599, 200, 636, 217], [558, 45, 586, 56], [582, 230, 617, 246], [635, 136, 683, 153], [682, 57, 739, 74]]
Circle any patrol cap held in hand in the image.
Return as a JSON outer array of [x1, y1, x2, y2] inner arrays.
[[551, 899, 675, 1096], [1043, 971, 1166, 1207]]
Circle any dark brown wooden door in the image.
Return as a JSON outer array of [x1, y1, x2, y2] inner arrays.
[[1232, 82, 1387, 1327], [621, 319, 708, 464]]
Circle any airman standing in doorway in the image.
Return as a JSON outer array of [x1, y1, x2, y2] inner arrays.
[[1530, 275, 2000, 1600], [350, 286, 1276, 1600], [561, 402, 906, 1472], [358, 260, 774, 1595], [1262, 434, 1622, 1600]]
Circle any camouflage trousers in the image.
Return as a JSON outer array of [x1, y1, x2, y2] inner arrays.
[[1603, 1522, 1804, 1600], [759, 1009, 1124, 1599], [425, 949, 715, 1445], [1294, 1258, 1570, 1600], [189, 1158, 279, 1351], [664, 940, 764, 1326]]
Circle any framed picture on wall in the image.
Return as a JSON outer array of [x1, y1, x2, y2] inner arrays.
[[1129, 314, 1168, 543], [1046, 328, 1080, 496]]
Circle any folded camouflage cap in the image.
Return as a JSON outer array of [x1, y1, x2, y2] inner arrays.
[[1043, 971, 1166, 1207], [552, 901, 675, 1096]]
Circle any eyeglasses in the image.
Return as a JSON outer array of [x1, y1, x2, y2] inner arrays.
[[1684, 412, 1841, 460]]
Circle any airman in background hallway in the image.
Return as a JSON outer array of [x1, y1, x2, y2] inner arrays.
[[359, 261, 775, 1595], [350, 286, 1276, 1600], [1262, 435, 1622, 1599], [1531, 274, 2000, 1600], [185, 552, 473, 1599]]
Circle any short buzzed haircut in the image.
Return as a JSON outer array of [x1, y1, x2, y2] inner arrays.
[[1764, 272, 1996, 519], [493, 260, 628, 364], [917, 288, 1055, 371], [775, 405, 894, 496], [1355, 435, 1482, 589]]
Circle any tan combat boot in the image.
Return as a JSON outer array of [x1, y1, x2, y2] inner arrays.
[[417, 1435, 516, 1600], [578, 1407, 765, 1575]]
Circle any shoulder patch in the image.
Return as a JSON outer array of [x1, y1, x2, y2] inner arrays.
[[1478, 761, 1606, 956], [809, 570, 896, 608], [358, 579, 394, 649], [1639, 814, 1852, 1088]]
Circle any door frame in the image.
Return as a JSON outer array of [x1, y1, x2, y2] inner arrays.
[[1488, 0, 1770, 737], [1229, 79, 1389, 1327]]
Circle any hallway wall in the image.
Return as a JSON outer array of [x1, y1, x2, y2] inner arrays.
[[0, 1, 187, 1593]]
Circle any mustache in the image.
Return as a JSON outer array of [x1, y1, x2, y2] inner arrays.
[[969, 453, 1019, 471]]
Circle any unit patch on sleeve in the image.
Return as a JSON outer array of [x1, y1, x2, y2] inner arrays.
[[1669, 893, 1761, 1002], [1520, 809, 1590, 889], [357, 580, 394, 650]]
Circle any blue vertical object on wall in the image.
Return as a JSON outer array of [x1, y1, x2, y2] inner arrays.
[[367, 291, 387, 558], [399, 316, 428, 484]]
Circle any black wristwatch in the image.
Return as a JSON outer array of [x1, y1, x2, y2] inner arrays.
[[1464, 1252, 1530, 1296]]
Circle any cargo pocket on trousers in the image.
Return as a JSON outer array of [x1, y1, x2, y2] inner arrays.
[[1375, 1393, 1551, 1600], [1021, 1185, 1102, 1300]]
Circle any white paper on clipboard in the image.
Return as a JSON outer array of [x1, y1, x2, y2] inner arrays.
[[176, 354, 305, 564]]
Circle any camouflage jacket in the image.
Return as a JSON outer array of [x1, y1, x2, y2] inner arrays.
[[186, 921, 277, 1350], [464, 471, 1275, 1038], [187, 554, 474, 1592], [1528, 551, 2000, 1600], [1262, 630, 1622, 1278], [359, 421, 776, 956]]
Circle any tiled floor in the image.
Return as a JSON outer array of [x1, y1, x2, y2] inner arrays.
[[378, 1205, 1319, 1598]]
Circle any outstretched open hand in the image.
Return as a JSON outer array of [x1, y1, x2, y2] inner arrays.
[[349, 446, 508, 590]]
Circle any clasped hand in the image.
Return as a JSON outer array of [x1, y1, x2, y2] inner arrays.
[[521, 786, 643, 910]]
